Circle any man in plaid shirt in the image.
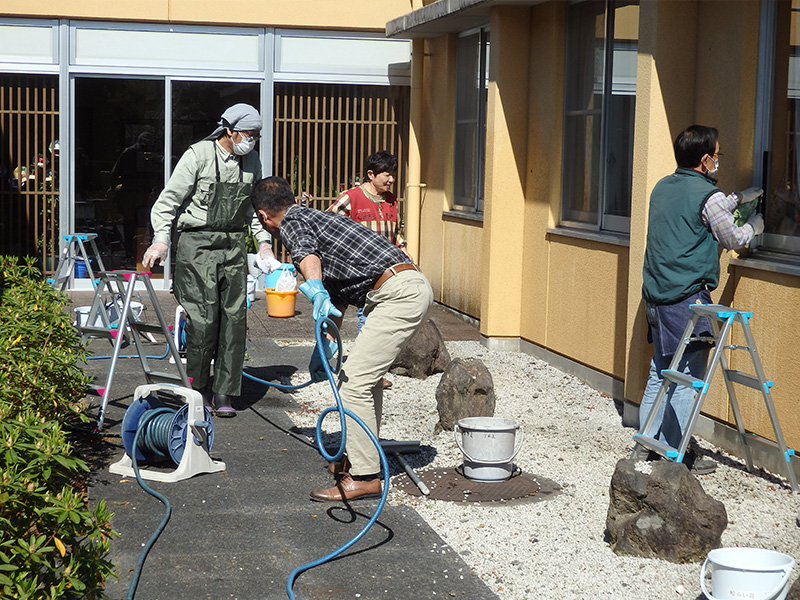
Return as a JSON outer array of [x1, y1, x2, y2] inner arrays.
[[251, 175, 433, 502], [638, 124, 763, 473]]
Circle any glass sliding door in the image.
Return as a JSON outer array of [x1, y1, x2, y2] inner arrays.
[[74, 77, 165, 271]]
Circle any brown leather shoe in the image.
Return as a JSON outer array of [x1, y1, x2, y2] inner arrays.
[[310, 474, 382, 502], [382, 378, 393, 390], [327, 456, 351, 475]]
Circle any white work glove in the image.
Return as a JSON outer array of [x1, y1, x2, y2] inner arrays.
[[255, 241, 281, 275], [746, 212, 765, 236], [738, 187, 763, 205], [142, 242, 168, 269]]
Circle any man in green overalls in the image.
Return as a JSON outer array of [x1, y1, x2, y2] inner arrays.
[[142, 103, 277, 416]]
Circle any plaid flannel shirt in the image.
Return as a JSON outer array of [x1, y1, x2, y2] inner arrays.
[[279, 204, 411, 307], [702, 190, 757, 249]]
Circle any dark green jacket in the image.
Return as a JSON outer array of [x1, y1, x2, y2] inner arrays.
[[642, 168, 720, 305]]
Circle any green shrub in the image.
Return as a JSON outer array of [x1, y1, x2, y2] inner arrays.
[[0, 256, 92, 422], [0, 256, 117, 598], [0, 412, 115, 599]]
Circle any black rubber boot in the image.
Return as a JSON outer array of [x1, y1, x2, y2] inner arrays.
[[198, 387, 213, 409], [213, 393, 236, 418]]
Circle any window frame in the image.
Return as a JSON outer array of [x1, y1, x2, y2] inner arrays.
[[560, 0, 637, 235], [452, 25, 489, 215]]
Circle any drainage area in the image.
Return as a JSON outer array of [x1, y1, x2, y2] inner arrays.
[[393, 467, 562, 504]]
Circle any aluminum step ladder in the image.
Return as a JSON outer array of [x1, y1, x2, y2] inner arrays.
[[47, 233, 106, 291], [631, 303, 798, 492], [77, 270, 190, 431]]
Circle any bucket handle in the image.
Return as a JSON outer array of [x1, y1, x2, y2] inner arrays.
[[700, 555, 794, 600], [453, 423, 525, 465]]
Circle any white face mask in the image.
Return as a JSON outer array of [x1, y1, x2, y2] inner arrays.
[[232, 133, 256, 156], [707, 157, 719, 177]]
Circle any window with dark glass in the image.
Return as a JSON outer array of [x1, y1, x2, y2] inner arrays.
[[561, 0, 638, 234], [453, 27, 489, 213], [761, 0, 800, 256]]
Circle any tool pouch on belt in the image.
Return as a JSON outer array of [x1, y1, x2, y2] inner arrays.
[[205, 149, 253, 231]]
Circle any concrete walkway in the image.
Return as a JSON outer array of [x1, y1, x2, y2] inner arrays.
[[72, 288, 495, 600]]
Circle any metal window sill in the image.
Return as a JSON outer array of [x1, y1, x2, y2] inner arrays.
[[730, 251, 800, 278], [546, 226, 630, 247]]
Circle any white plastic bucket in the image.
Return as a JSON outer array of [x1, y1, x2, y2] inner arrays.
[[75, 301, 144, 327], [246, 275, 256, 302], [701, 547, 795, 600], [453, 417, 524, 482], [74, 306, 93, 327]]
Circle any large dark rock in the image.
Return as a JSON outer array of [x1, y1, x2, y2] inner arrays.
[[434, 358, 495, 432], [606, 458, 727, 563], [389, 319, 451, 379]]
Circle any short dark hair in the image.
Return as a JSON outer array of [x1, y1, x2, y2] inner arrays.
[[365, 150, 397, 178], [673, 125, 718, 168], [251, 176, 295, 213]]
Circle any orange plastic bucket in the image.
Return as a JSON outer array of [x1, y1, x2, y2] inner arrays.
[[265, 288, 297, 318]]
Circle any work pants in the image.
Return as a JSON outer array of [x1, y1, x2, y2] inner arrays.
[[174, 230, 247, 396], [639, 302, 710, 450], [338, 269, 433, 477]]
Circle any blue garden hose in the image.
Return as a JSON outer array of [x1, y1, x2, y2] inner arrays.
[[126, 409, 174, 600], [241, 319, 342, 392], [284, 317, 390, 599]]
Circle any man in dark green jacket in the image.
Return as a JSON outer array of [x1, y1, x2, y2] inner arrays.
[[639, 125, 763, 471]]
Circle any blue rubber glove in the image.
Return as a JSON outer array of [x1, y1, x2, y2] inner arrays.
[[299, 278, 343, 322], [309, 338, 338, 383]]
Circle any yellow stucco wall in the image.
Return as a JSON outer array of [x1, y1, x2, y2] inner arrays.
[[480, 6, 531, 338], [412, 0, 799, 449], [0, 1, 410, 30], [520, 2, 565, 347]]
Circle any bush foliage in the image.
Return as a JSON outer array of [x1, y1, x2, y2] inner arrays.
[[0, 256, 116, 599]]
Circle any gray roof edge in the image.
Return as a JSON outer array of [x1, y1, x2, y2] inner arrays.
[[386, 0, 492, 38]]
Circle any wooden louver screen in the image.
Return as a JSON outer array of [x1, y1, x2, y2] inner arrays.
[[0, 75, 59, 274]]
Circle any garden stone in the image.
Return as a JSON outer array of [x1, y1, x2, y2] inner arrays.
[[390, 319, 451, 379], [434, 357, 495, 433], [606, 458, 727, 563]]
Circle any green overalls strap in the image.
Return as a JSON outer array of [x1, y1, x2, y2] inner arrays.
[[173, 146, 254, 396]]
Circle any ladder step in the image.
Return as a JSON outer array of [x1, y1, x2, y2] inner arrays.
[[725, 370, 773, 391], [128, 321, 170, 335], [147, 371, 185, 385], [87, 383, 106, 396], [632, 435, 681, 460], [689, 303, 753, 321], [661, 369, 705, 390], [78, 326, 126, 339]]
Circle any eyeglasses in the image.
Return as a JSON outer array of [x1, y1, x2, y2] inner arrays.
[[236, 130, 261, 141]]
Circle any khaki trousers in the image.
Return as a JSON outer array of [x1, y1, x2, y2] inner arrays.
[[338, 269, 433, 476]]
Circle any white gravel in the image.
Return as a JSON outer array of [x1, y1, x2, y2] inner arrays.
[[285, 340, 800, 600]]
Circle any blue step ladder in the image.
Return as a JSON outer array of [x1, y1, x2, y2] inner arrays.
[[77, 270, 190, 431], [47, 233, 105, 291], [631, 304, 798, 492]]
